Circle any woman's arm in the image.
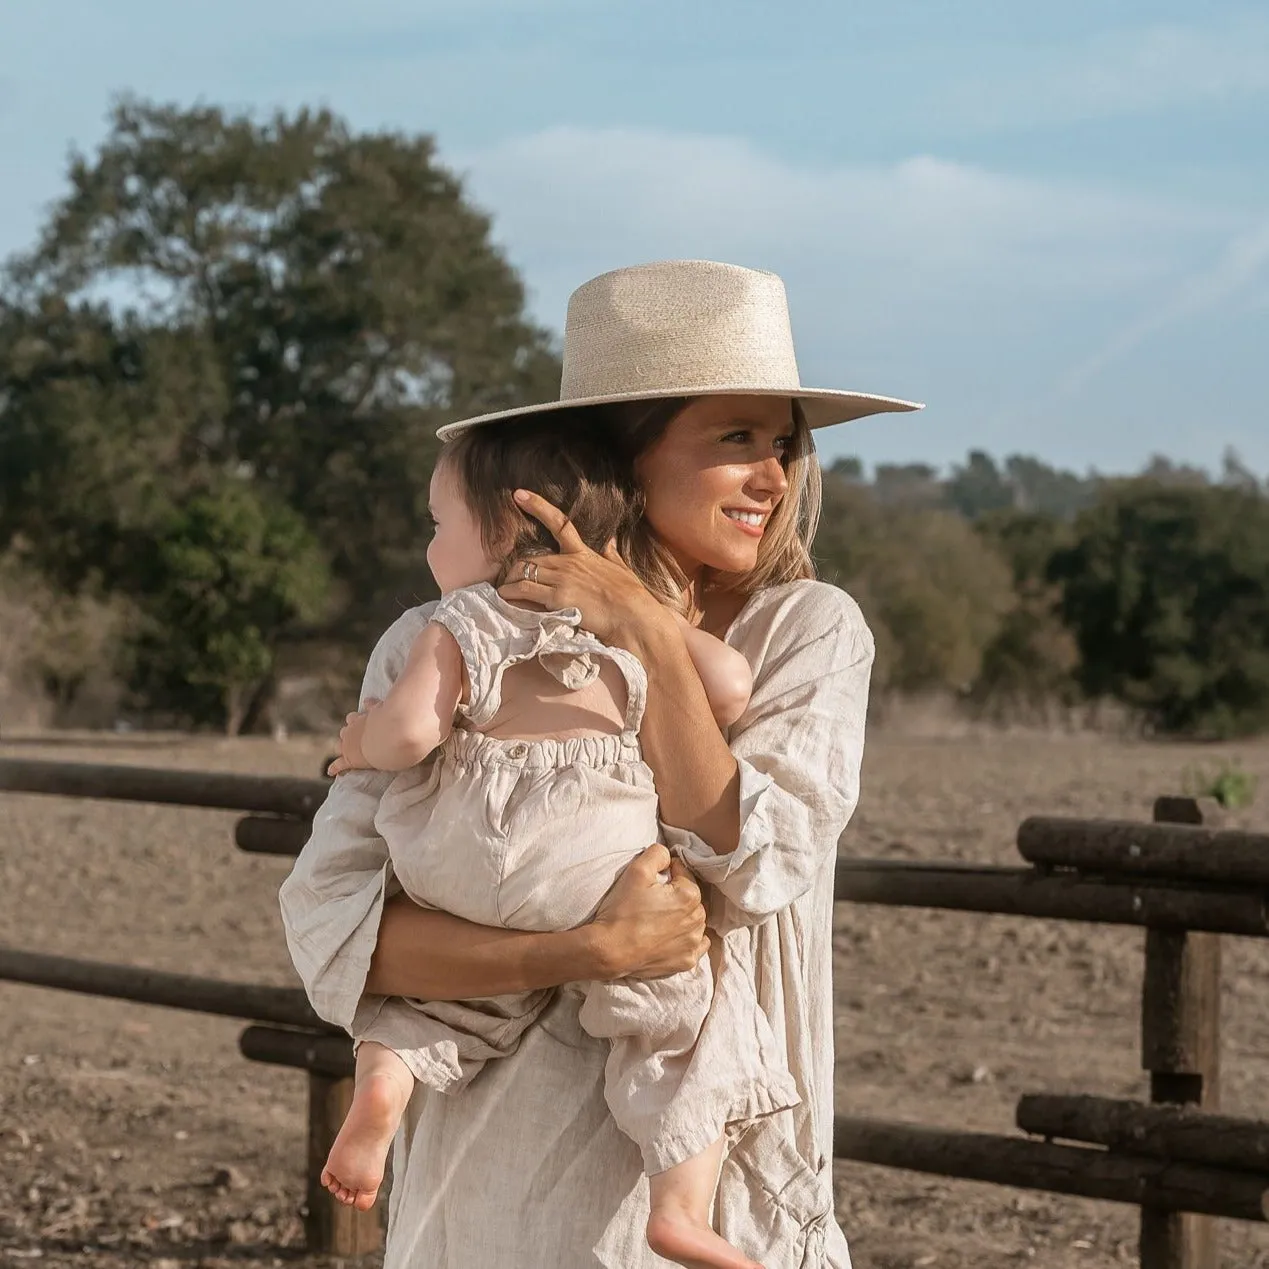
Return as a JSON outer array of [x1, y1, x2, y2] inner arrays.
[[620, 613, 745, 853], [672, 612, 753, 728], [495, 495, 873, 919], [366, 845, 709, 998], [496, 492, 746, 854], [661, 585, 874, 924], [280, 607, 709, 1026]]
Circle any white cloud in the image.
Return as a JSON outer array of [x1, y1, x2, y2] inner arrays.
[[455, 125, 1238, 331]]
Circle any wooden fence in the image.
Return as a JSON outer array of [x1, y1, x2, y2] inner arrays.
[[1, 756, 1266, 1268]]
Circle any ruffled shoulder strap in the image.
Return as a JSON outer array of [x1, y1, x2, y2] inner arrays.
[[428, 582, 646, 733]]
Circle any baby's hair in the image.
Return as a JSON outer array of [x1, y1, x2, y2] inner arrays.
[[438, 414, 646, 585]]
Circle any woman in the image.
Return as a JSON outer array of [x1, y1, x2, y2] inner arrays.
[[280, 259, 921, 1267]]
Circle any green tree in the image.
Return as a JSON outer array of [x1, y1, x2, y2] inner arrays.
[[1051, 481, 1269, 735], [973, 510, 1079, 710], [1, 97, 560, 723], [944, 450, 1015, 518], [126, 481, 330, 734], [815, 476, 1015, 693]]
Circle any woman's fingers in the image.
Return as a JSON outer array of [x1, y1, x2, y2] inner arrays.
[[496, 579, 555, 607], [513, 489, 588, 554], [637, 842, 673, 876], [326, 757, 349, 777], [666, 858, 700, 898]]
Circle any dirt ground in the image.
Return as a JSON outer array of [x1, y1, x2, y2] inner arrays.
[[2, 728, 1269, 1269]]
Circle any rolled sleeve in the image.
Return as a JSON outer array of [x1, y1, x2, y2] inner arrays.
[[663, 585, 873, 925], [278, 603, 436, 1030]]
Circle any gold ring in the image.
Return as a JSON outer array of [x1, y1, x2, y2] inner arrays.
[[528, 561, 540, 583], [521, 561, 533, 582]]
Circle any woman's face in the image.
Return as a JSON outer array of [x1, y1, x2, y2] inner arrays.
[[426, 458, 502, 595], [635, 394, 794, 578]]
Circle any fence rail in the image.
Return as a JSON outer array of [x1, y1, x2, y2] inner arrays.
[[0, 757, 328, 817], [1, 756, 1264, 1268], [0, 947, 336, 1032]]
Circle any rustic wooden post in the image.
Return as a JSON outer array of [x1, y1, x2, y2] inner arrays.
[[305, 1071, 384, 1255], [1139, 796, 1222, 1269]]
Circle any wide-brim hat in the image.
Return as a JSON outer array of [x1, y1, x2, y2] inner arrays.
[[435, 259, 923, 441]]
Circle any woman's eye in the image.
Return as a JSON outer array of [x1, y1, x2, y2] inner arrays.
[[720, 430, 751, 444]]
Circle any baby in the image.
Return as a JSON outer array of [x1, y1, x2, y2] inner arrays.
[[315, 416, 797, 1269]]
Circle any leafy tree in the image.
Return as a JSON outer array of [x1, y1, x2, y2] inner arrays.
[[944, 450, 1015, 518], [973, 510, 1079, 709], [815, 476, 1015, 693], [1051, 481, 1269, 735], [0, 97, 561, 724], [871, 462, 942, 509], [1002, 454, 1098, 519], [125, 480, 330, 734]]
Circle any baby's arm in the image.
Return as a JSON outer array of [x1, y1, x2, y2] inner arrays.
[[329, 621, 465, 774], [672, 613, 753, 729]]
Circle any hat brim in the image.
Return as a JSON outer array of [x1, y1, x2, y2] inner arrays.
[[435, 385, 923, 441]]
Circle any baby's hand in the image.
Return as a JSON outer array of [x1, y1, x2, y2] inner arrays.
[[326, 699, 382, 776]]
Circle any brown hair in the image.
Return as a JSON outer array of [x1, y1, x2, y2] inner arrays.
[[439, 414, 646, 585]]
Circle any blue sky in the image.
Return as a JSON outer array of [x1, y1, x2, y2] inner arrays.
[[3, 1, 1266, 476]]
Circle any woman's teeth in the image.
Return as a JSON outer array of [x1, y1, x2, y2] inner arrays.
[[724, 510, 764, 526]]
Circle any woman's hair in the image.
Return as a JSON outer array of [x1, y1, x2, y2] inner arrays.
[[438, 394, 821, 603], [439, 415, 647, 586], [586, 395, 822, 604]]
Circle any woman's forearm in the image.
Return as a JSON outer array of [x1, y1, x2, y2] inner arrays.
[[365, 896, 611, 999], [621, 615, 741, 854]]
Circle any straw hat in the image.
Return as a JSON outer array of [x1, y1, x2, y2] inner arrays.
[[435, 259, 922, 440]]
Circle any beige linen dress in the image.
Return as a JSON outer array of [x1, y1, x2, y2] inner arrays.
[[280, 578, 873, 1268], [354, 583, 799, 1173]]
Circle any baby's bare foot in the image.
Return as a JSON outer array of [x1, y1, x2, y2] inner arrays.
[[320, 1071, 409, 1212], [646, 1209, 764, 1269]]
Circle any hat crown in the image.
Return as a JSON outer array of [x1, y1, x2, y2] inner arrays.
[[559, 260, 802, 400]]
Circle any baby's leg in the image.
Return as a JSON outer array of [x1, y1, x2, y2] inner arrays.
[[646, 1137, 763, 1269], [321, 1040, 414, 1212]]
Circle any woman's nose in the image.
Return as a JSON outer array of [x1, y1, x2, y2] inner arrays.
[[748, 455, 789, 498]]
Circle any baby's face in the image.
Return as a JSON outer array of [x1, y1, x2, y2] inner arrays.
[[426, 458, 502, 594]]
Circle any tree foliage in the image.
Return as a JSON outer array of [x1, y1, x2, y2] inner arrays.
[[1051, 482, 1269, 735], [125, 481, 330, 734], [815, 475, 1015, 693], [0, 97, 560, 726]]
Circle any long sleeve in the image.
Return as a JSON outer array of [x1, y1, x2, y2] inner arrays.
[[662, 582, 873, 925], [278, 603, 437, 1031]]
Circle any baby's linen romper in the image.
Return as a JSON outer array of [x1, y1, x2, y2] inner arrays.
[[357, 582, 799, 1173]]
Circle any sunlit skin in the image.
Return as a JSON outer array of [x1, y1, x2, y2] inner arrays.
[[635, 394, 793, 592]]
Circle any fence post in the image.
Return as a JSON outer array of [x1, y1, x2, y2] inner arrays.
[[1138, 796, 1222, 1269], [305, 1071, 384, 1256]]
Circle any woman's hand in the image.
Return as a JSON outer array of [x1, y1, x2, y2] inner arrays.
[[588, 844, 710, 980], [326, 698, 381, 776], [497, 489, 670, 646]]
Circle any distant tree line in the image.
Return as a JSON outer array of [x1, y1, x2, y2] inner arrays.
[[817, 453, 1269, 735], [1, 99, 1266, 737]]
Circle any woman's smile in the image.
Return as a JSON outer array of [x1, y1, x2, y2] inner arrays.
[[721, 507, 770, 538]]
